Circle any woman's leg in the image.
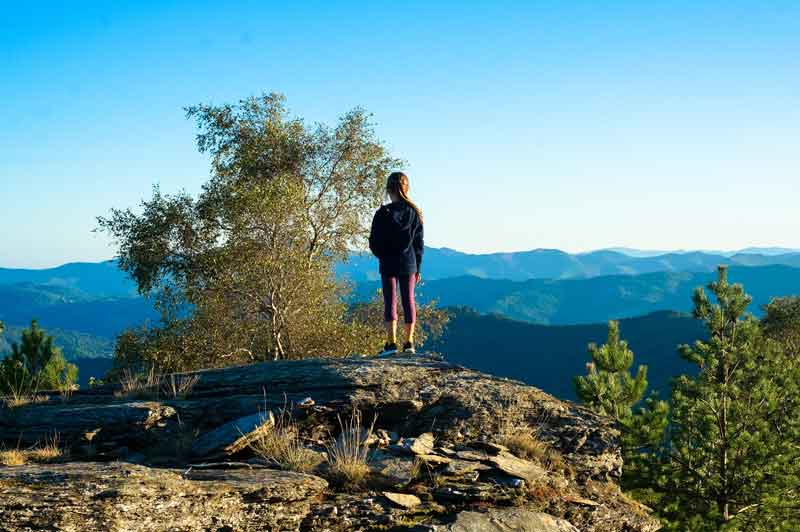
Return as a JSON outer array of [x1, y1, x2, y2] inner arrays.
[[399, 274, 417, 342], [381, 275, 398, 344]]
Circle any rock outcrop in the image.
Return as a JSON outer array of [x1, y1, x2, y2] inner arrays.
[[0, 354, 659, 531]]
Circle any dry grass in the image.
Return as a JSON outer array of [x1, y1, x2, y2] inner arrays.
[[325, 409, 376, 488], [0, 448, 26, 466], [161, 373, 200, 399], [248, 409, 321, 474], [114, 367, 160, 399], [27, 433, 65, 462], [496, 393, 570, 475], [0, 433, 65, 466], [502, 428, 548, 461], [3, 394, 49, 408]]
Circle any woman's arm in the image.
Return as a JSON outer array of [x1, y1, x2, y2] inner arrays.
[[413, 218, 424, 275], [368, 209, 384, 258]]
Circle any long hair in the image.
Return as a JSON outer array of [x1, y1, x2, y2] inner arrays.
[[386, 172, 423, 224]]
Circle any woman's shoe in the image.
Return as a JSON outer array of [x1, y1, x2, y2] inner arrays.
[[378, 342, 398, 356], [402, 341, 416, 354]]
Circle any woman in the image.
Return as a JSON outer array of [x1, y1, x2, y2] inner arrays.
[[369, 171, 424, 355]]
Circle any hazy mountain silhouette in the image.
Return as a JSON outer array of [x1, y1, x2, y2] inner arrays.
[[0, 261, 138, 298], [4, 248, 800, 292], [336, 247, 800, 282]]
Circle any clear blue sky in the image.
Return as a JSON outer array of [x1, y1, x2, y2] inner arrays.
[[2, 1, 798, 268]]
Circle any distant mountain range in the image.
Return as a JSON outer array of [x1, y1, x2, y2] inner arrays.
[[0, 261, 138, 298], [428, 308, 704, 400], [354, 264, 800, 325], [605, 246, 800, 258], [336, 247, 800, 282], [4, 247, 799, 293]]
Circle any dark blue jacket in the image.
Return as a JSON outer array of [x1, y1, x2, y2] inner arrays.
[[368, 201, 424, 276]]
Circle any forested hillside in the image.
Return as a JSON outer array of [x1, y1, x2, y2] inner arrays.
[[428, 308, 704, 399]]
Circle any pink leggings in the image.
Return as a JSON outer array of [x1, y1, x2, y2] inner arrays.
[[381, 274, 416, 324]]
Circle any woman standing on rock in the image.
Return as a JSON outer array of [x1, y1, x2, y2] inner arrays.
[[369, 171, 424, 356]]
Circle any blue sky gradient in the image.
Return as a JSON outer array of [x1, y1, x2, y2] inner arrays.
[[1, 1, 798, 267]]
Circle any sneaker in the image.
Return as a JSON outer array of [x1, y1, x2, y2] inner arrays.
[[402, 341, 416, 354], [378, 342, 398, 356]]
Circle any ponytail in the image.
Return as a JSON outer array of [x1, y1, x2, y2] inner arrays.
[[386, 172, 423, 224]]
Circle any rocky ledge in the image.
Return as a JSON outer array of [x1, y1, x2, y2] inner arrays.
[[0, 354, 659, 531]]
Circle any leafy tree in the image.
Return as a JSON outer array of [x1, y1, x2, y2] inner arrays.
[[761, 296, 800, 358], [659, 266, 800, 530], [98, 93, 418, 369], [574, 320, 648, 420]]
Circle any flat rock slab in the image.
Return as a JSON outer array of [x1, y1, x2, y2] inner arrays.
[[430, 508, 579, 532], [489, 452, 547, 483], [0, 462, 327, 532], [383, 491, 422, 509], [444, 458, 492, 477], [191, 411, 274, 459], [0, 401, 177, 447]]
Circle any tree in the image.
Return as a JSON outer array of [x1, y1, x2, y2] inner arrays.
[[0, 320, 78, 396], [761, 296, 800, 358], [573, 320, 668, 500], [98, 93, 409, 368], [661, 266, 800, 530], [10, 320, 58, 376], [574, 320, 649, 420], [39, 350, 79, 395]]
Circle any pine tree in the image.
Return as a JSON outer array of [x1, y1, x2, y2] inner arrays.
[[662, 266, 800, 530], [10, 320, 59, 376], [39, 350, 78, 394], [0, 320, 77, 395], [574, 320, 649, 420], [761, 296, 800, 358]]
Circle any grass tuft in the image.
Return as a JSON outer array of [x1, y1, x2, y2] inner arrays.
[[27, 433, 66, 462], [161, 373, 200, 399], [0, 448, 26, 466], [502, 429, 548, 462], [3, 394, 50, 409], [248, 408, 320, 473], [114, 367, 160, 399], [325, 409, 376, 488], [0, 433, 65, 466]]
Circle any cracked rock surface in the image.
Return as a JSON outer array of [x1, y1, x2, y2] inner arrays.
[[0, 354, 660, 531]]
